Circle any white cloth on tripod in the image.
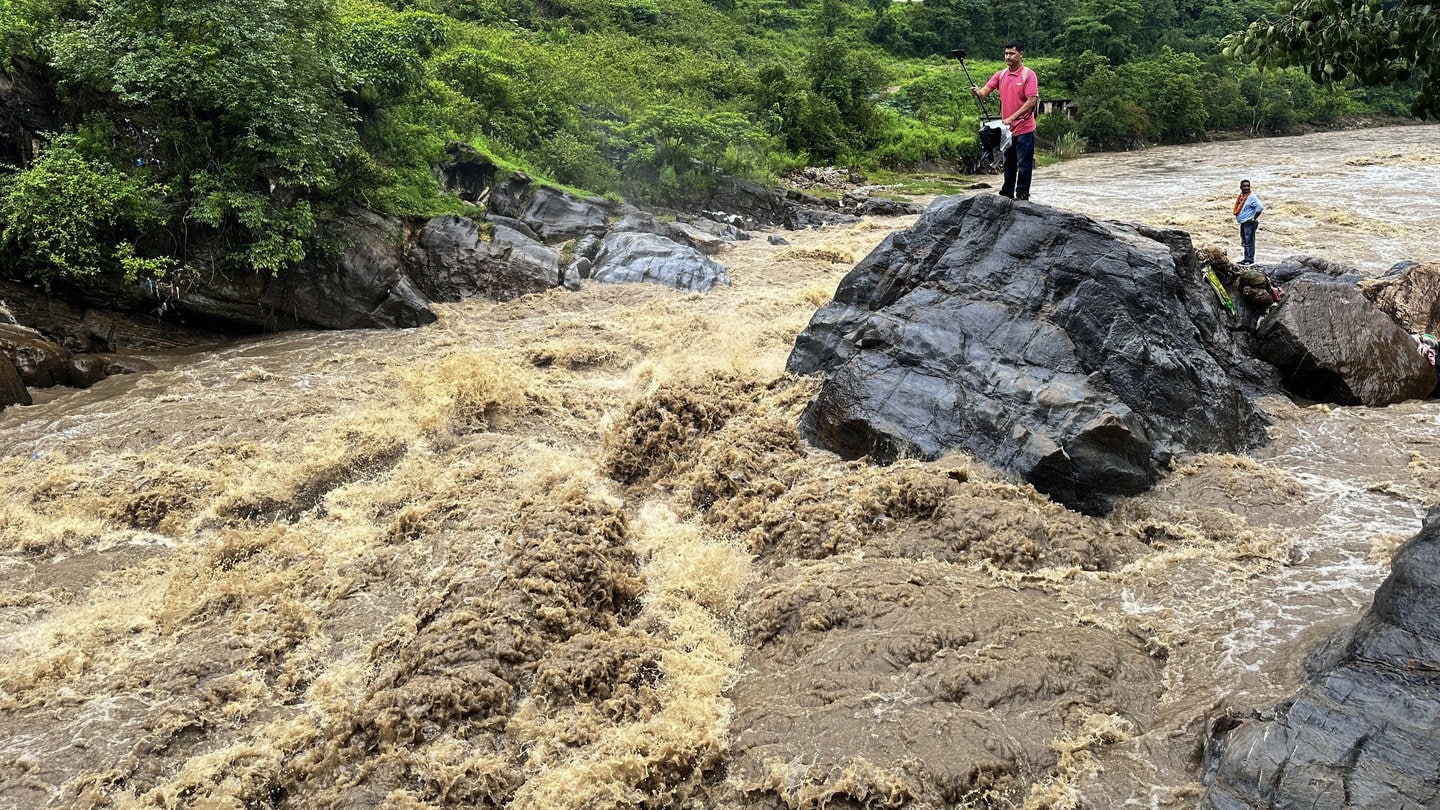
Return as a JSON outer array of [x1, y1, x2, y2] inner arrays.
[[981, 120, 1011, 154]]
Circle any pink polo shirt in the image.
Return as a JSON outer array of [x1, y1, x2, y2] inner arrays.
[[983, 65, 1038, 136]]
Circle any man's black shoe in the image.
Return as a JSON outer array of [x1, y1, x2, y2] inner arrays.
[[999, 191, 1014, 198], [1015, 193, 1030, 201]]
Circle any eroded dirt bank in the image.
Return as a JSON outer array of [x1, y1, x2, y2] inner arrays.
[[2, 125, 1439, 808]]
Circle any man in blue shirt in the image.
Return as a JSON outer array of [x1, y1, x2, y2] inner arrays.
[[1233, 179, 1264, 265]]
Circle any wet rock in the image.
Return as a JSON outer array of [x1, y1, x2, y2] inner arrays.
[[589, 232, 731, 293], [0, 323, 75, 387], [524, 187, 609, 243], [485, 170, 534, 221], [680, 176, 871, 232], [486, 174, 608, 243], [1255, 278, 1437, 405], [0, 354, 30, 409], [1360, 261, 1440, 335], [68, 354, 108, 388], [435, 141, 498, 205], [784, 188, 862, 230], [97, 354, 158, 376], [610, 209, 741, 255], [663, 221, 728, 256], [609, 208, 667, 236], [697, 177, 792, 228], [0, 57, 60, 168], [0, 314, 156, 396], [483, 172, 627, 245], [1267, 254, 1365, 285], [786, 193, 1278, 515], [406, 216, 561, 302], [22, 211, 438, 336], [1199, 504, 1440, 809], [265, 210, 437, 330], [487, 214, 539, 242], [855, 196, 925, 217], [571, 234, 603, 263], [680, 215, 750, 242], [0, 280, 227, 351]]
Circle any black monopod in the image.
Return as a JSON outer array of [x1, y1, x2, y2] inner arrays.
[[949, 48, 995, 122]]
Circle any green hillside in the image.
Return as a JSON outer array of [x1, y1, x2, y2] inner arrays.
[[0, 0, 1426, 285]]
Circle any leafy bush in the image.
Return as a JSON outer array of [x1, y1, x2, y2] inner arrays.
[[1051, 130, 1085, 159], [1035, 111, 1077, 141], [864, 116, 973, 168], [0, 133, 169, 283]]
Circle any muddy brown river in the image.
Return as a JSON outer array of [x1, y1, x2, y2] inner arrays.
[[1, 124, 1438, 808]]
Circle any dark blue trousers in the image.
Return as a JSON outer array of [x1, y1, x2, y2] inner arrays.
[[1001, 132, 1035, 199], [1240, 219, 1258, 263]]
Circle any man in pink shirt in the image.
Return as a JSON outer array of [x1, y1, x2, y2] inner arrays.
[[971, 39, 1039, 200]]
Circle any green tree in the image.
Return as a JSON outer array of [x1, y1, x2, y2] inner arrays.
[[1075, 59, 1149, 146], [1119, 47, 1208, 140], [618, 105, 762, 198], [1224, 0, 1439, 117], [916, 0, 998, 55], [1056, 0, 1142, 65], [805, 37, 886, 151], [47, 0, 359, 273]]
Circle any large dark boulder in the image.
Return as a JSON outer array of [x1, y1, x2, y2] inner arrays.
[[589, 232, 731, 294], [694, 177, 792, 228], [17, 211, 438, 338], [0, 354, 30, 409], [786, 194, 1278, 515], [856, 196, 925, 217], [1255, 278, 1437, 405], [258, 211, 437, 331], [521, 187, 609, 243], [1361, 261, 1440, 335], [405, 216, 562, 302], [485, 173, 609, 243], [0, 319, 154, 396], [1268, 255, 1366, 286], [1200, 504, 1440, 809], [0, 323, 76, 387]]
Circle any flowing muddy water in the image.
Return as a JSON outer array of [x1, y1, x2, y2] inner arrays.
[[1, 124, 1438, 809]]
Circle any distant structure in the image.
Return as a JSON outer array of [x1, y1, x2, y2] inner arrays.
[[1038, 98, 1076, 118]]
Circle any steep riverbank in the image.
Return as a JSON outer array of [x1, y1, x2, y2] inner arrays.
[[1, 125, 1437, 808]]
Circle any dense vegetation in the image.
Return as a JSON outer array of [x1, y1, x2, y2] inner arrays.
[[0, 0, 1427, 284]]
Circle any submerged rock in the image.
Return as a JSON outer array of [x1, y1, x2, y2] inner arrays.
[[0, 354, 29, 409], [786, 193, 1277, 515], [1200, 504, 1440, 809], [1255, 277, 1437, 405]]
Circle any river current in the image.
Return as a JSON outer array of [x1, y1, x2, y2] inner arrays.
[[0, 124, 1437, 808]]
